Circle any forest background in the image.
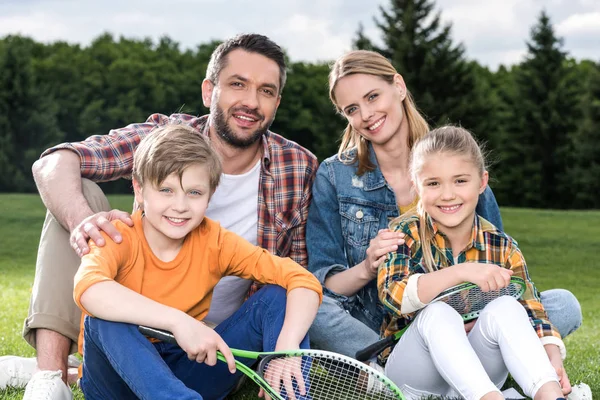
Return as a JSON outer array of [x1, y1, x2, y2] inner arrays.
[[1, 0, 599, 210]]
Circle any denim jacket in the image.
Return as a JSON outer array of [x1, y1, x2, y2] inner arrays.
[[306, 144, 503, 332]]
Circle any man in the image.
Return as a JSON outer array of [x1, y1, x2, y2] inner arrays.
[[0, 33, 318, 399]]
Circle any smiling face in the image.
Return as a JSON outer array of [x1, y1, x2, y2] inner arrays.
[[416, 152, 488, 236], [333, 73, 407, 147], [134, 164, 212, 250], [202, 49, 282, 149]]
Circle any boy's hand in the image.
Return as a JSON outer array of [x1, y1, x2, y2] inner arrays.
[[258, 338, 305, 400], [260, 356, 304, 400], [171, 317, 236, 374], [459, 263, 513, 291]]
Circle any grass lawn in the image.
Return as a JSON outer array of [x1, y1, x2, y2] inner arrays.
[[0, 193, 598, 399]]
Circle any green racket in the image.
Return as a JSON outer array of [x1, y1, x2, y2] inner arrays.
[[356, 276, 527, 361], [138, 326, 405, 400]]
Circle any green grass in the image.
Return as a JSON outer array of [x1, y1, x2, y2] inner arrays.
[[0, 194, 598, 398]]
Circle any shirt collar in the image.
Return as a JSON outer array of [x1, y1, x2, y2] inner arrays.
[[429, 213, 486, 252]]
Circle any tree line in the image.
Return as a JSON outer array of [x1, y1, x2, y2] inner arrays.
[[1, 0, 598, 209]]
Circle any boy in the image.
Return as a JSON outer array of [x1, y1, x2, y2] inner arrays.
[[74, 124, 322, 399]]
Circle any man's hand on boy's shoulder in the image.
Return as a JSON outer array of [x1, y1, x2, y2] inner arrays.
[[170, 315, 236, 374], [70, 209, 133, 257]]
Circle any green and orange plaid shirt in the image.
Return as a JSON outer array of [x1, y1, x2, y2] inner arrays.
[[378, 211, 561, 345], [43, 114, 319, 294]]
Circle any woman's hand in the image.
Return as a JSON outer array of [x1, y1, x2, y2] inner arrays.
[[171, 316, 236, 374], [362, 229, 405, 279], [458, 262, 513, 291]]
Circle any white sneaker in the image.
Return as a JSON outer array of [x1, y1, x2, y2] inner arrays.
[[570, 382, 592, 400], [0, 356, 37, 389], [23, 370, 73, 400]]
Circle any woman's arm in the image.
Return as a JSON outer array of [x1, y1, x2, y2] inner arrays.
[[306, 163, 402, 297]]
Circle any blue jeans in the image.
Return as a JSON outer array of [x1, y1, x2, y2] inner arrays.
[[80, 285, 309, 400], [310, 288, 582, 358]]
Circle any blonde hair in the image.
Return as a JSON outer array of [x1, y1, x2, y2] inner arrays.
[[133, 124, 222, 192], [329, 50, 429, 175], [410, 126, 486, 272]]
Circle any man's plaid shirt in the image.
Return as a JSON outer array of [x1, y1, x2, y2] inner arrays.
[[43, 113, 319, 292], [378, 212, 562, 346]]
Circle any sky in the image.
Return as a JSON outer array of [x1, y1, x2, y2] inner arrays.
[[0, 0, 598, 69]]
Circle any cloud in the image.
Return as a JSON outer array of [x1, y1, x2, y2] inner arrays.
[[0, 0, 597, 68], [557, 12, 600, 53]]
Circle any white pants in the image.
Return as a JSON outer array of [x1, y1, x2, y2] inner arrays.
[[385, 296, 559, 400]]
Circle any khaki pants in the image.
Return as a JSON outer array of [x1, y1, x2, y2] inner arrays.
[[22, 179, 111, 354]]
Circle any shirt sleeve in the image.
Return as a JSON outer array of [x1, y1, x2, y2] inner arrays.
[[41, 113, 203, 182], [505, 240, 565, 356], [305, 162, 349, 294], [217, 227, 323, 304], [73, 228, 132, 315], [288, 153, 318, 268]]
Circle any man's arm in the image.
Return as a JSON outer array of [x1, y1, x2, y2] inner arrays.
[[32, 150, 132, 256], [32, 150, 93, 232]]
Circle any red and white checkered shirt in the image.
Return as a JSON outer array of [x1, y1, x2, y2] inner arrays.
[[43, 113, 319, 279]]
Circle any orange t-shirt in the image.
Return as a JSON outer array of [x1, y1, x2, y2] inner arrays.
[[74, 210, 322, 356]]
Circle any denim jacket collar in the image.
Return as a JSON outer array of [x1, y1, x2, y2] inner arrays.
[[362, 144, 388, 191]]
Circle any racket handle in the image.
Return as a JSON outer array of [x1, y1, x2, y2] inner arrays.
[[138, 326, 177, 344], [355, 335, 396, 362]]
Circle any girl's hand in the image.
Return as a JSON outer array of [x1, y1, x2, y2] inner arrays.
[[362, 229, 405, 279], [459, 263, 513, 291], [171, 316, 236, 374], [545, 344, 571, 395]]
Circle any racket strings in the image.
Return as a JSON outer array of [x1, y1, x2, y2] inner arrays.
[[440, 282, 523, 317], [261, 355, 400, 400]]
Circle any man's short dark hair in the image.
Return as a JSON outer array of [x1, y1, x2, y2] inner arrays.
[[206, 33, 287, 94]]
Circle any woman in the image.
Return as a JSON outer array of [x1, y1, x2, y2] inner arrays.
[[306, 50, 581, 358]]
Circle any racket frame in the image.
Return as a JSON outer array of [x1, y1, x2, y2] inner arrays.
[[356, 276, 527, 361], [138, 325, 406, 399]]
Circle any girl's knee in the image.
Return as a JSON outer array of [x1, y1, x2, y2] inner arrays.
[[479, 296, 525, 323], [418, 302, 463, 330]]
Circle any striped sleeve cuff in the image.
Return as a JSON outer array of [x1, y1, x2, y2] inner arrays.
[[400, 273, 427, 314]]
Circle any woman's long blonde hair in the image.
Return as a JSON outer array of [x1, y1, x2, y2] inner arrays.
[[410, 126, 487, 272], [329, 50, 429, 176]]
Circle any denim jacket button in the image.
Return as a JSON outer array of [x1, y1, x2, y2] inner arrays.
[[355, 210, 364, 219]]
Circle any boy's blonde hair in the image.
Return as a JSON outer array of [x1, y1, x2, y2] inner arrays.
[[132, 124, 222, 192], [409, 126, 486, 272], [329, 50, 429, 176]]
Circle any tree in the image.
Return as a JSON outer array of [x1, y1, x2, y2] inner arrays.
[[271, 61, 345, 160], [495, 11, 579, 208], [570, 63, 600, 208], [0, 36, 63, 192]]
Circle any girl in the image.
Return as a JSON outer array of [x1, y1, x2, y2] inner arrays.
[[378, 126, 569, 400], [306, 49, 581, 359]]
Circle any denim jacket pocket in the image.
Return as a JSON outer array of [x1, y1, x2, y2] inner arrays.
[[339, 200, 383, 265], [275, 208, 302, 257]]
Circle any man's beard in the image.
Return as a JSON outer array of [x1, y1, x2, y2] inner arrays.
[[211, 104, 272, 149]]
